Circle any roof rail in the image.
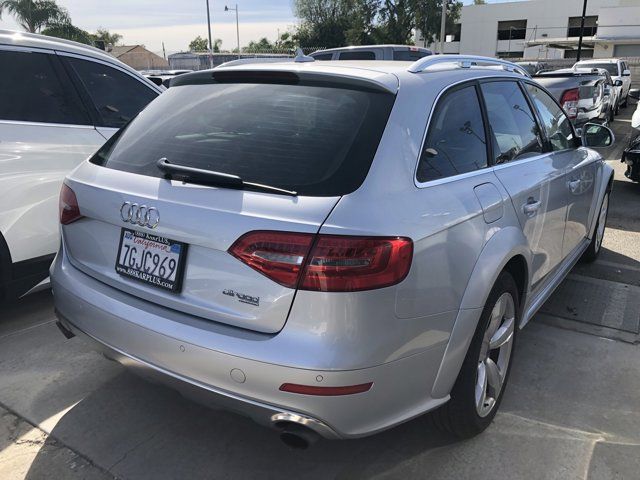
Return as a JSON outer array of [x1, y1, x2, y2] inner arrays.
[[408, 55, 530, 77]]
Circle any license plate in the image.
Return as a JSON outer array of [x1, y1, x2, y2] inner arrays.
[[115, 228, 187, 292]]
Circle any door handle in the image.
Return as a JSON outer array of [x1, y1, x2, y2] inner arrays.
[[523, 199, 542, 217], [568, 179, 581, 193]]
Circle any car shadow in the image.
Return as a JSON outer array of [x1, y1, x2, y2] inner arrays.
[[23, 369, 458, 480]]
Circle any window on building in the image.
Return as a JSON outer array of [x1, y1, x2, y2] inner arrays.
[[567, 16, 598, 38], [417, 85, 488, 182], [497, 20, 527, 40], [496, 51, 525, 59], [446, 23, 462, 42]]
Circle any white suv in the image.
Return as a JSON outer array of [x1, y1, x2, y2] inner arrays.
[[574, 58, 632, 110], [0, 30, 162, 301]]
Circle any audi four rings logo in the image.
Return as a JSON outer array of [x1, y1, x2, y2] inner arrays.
[[120, 202, 160, 229]]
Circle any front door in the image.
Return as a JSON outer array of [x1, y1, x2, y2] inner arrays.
[[481, 80, 568, 292], [523, 83, 595, 258]]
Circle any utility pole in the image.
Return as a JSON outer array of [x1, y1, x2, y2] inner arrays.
[[576, 0, 588, 62], [162, 42, 166, 60], [439, 0, 447, 54], [225, 4, 240, 59], [206, 0, 214, 68]]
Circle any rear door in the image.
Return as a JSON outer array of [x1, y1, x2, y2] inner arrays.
[[524, 82, 595, 258], [0, 47, 105, 263], [482, 80, 568, 292]]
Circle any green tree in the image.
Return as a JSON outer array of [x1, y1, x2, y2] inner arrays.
[[275, 31, 296, 50], [0, 0, 69, 33], [189, 35, 221, 52], [373, 0, 462, 45], [244, 37, 274, 52], [94, 27, 122, 47], [473, 0, 486, 4], [42, 22, 93, 44]]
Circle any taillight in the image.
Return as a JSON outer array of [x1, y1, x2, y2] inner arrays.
[[228, 231, 413, 292], [560, 88, 580, 119], [59, 184, 82, 225]]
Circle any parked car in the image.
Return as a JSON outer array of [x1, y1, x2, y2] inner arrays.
[[574, 58, 632, 111], [533, 67, 617, 128], [142, 69, 192, 88], [310, 45, 432, 61], [621, 89, 640, 182], [0, 30, 163, 301], [53, 55, 613, 448]]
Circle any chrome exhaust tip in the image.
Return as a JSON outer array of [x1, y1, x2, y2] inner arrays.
[[277, 422, 320, 449]]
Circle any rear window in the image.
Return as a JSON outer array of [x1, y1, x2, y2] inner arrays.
[[91, 81, 395, 196]]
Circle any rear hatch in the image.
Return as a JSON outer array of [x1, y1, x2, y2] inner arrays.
[[61, 71, 396, 333]]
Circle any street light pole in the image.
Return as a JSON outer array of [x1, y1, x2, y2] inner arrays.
[[439, 0, 447, 54], [576, 0, 588, 62], [225, 4, 240, 59], [206, 0, 213, 68]]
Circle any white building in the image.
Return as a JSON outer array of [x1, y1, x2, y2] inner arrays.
[[417, 0, 640, 60]]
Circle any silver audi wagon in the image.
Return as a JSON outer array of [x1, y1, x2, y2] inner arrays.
[[52, 55, 614, 448]]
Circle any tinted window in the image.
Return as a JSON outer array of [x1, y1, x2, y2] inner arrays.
[[91, 82, 395, 197], [525, 84, 576, 151], [481, 81, 543, 164], [338, 51, 376, 60], [0, 50, 89, 125], [67, 57, 157, 128], [393, 50, 429, 61], [417, 85, 487, 182], [312, 53, 333, 61]]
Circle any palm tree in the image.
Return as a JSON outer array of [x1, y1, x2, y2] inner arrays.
[[0, 0, 69, 33]]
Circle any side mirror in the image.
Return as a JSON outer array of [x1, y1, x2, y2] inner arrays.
[[582, 123, 615, 148], [614, 79, 623, 87], [629, 89, 640, 100], [623, 69, 631, 76]]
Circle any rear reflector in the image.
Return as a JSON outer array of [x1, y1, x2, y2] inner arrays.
[[228, 232, 412, 292], [279, 382, 373, 396], [560, 88, 580, 119], [59, 184, 83, 225]]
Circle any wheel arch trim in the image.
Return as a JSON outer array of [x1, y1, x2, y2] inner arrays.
[[431, 226, 530, 399]]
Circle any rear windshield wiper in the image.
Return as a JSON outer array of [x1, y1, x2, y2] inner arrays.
[[156, 158, 297, 196]]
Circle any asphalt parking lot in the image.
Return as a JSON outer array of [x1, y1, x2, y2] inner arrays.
[[1, 106, 640, 480]]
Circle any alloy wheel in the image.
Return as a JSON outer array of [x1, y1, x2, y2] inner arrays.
[[475, 292, 515, 418]]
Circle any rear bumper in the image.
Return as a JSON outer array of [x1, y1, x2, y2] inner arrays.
[[51, 250, 451, 439]]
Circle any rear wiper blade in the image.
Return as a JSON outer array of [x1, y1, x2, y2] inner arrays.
[[156, 158, 297, 196]]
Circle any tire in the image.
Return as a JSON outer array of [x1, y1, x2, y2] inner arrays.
[[582, 192, 609, 263], [607, 108, 614, 124], [621, 95, 628, 108], [431, 271, 519, 439]]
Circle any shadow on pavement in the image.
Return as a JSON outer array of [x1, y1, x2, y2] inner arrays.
[[23, 370, 457, 480]]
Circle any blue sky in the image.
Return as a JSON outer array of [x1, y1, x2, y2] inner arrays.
[[0, 0, 526, 53]]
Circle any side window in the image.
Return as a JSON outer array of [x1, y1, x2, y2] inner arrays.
[[393, 50, 429, 61], [417, 85, 488, 182], [525, 84, 576, 151], [67, 57, 157, 128], [0, 50, 89, 125], [312, 53, 333, 61], [480, 81, 543, 164], [338, 51, 376, 60]]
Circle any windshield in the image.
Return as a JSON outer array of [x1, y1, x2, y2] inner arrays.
[[91, 82, 394, 197], [577, 63, 619, 76]]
